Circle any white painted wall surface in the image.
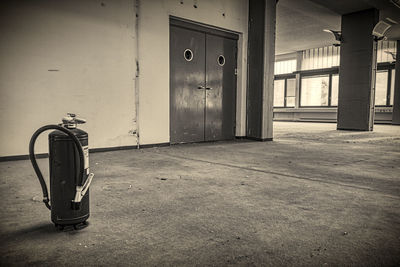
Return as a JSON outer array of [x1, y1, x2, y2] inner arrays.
[[0, 0, 137, 156], [138, 0, 249, 144], [0, 0, 248, 157]]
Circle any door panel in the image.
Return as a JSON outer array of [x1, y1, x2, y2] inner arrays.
[[170, 22, 237, 144], [170, 26, 206, 143], [205, 34, 237, 141]]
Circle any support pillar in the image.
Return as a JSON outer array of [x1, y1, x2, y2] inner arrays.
[[337, 9, 379, 131], [246, 0, 276, 140], [392, 40, 400, 125]]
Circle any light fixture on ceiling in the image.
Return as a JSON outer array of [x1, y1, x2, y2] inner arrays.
[[372, 19, 398, 41], [373, 21, 392, 40], [323, 29, 342, 47]]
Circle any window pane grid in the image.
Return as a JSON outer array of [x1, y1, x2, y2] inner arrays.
[[286, 78, 296, 107], [390, 69, 395, 106], [274, 63, 394, 108], [300, 75, 329, 107], [331, 74, 339, 106], [273, 80, 285, 107], [375, 71, 389, 106]]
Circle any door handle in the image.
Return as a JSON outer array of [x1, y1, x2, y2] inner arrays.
[[197, 86, 212, 90]]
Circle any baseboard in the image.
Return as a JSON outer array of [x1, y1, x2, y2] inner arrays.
[[0, 153, 48, 162], [89, 145, 138, 153], [138, 142, 170, 149], [336, 128, 370, 131], [245, 136, 273, 142], [0, 143, 171, 162], [1, 138, 278, 162]]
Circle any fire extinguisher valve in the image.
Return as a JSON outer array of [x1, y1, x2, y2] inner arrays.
[[61, 113, 86, 129]]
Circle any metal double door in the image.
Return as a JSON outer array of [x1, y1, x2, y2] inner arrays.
[[170, 22, 237, 144]]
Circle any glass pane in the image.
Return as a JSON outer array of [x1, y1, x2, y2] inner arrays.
[[286, 97, 295, 107], [390, 69, 395, 106], [300, 75, 329, 106], [274, 59, 297, 75], [331, 74, 339, 106], [274, 80, 285, 107], [375, 71, 388, 106], [286, 78, 296, 107]]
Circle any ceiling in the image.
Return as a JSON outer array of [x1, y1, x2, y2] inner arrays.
[[275, 0, 400, 55]]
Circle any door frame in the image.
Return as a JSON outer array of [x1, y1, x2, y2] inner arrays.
[[169, 16, 239, 143], [170, 17, 239, 41]]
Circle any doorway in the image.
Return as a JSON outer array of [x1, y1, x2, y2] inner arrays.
[[170, 18, 238, 144]]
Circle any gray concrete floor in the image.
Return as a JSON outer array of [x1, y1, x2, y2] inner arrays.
[[1, 122, 400, 266]]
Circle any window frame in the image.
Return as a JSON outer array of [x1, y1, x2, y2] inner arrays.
[[274, 74, 296, 108], [375, 62, 395, 107], [298, 67, 339, 108], [273, 62, 395, 109]]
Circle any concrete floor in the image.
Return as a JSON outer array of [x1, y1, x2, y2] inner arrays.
[[1, 122, 400, 266]]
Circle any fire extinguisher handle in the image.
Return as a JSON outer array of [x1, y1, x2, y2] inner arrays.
[[71, 172, 94, 210], [29, 124, 86, 210]]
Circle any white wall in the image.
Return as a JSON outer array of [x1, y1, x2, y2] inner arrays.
[[0, 0, 137, 156], [138, 0, 249, 144], [0, 0, 249, 157]]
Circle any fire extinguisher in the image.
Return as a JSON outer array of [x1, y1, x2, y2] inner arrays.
[[29, 113, 94, 230]]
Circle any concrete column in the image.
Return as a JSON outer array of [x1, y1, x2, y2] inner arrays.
[[392, 40, 400, 125], [337, 9, 379, 131], [246, 0, 276, 141]]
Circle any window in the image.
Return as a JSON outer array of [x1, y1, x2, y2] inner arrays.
[[286, 79, 296, 107], [184, 49, 193, 61], [390, 69, 395, 106], [274, 59, 296, 75], [217, 55, 225, 66], [301, 45, 340, 70], [375, 71, 388, 106], [374, 68, 395, 107], [300, 75, 329, 106], [274, 77, 296, 107], [331, 74, 339, 106], [274, 80, 285, 107]]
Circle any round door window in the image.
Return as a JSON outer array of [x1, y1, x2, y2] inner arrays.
[[184, 49, 193, 62], [217, 55, 225, 66]]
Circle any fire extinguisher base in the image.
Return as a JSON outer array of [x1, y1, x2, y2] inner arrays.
[[55, 220, 88, 231], [52, 213, 90, 227]]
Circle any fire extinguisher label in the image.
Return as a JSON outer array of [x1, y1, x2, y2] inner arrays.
[[83, 146, 89, 170]]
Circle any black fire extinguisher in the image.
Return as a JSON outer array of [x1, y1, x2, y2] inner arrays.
[[29, 113, 94, 229]]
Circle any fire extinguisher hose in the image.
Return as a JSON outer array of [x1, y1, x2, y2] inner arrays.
[[29, 125, 85, 210]]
